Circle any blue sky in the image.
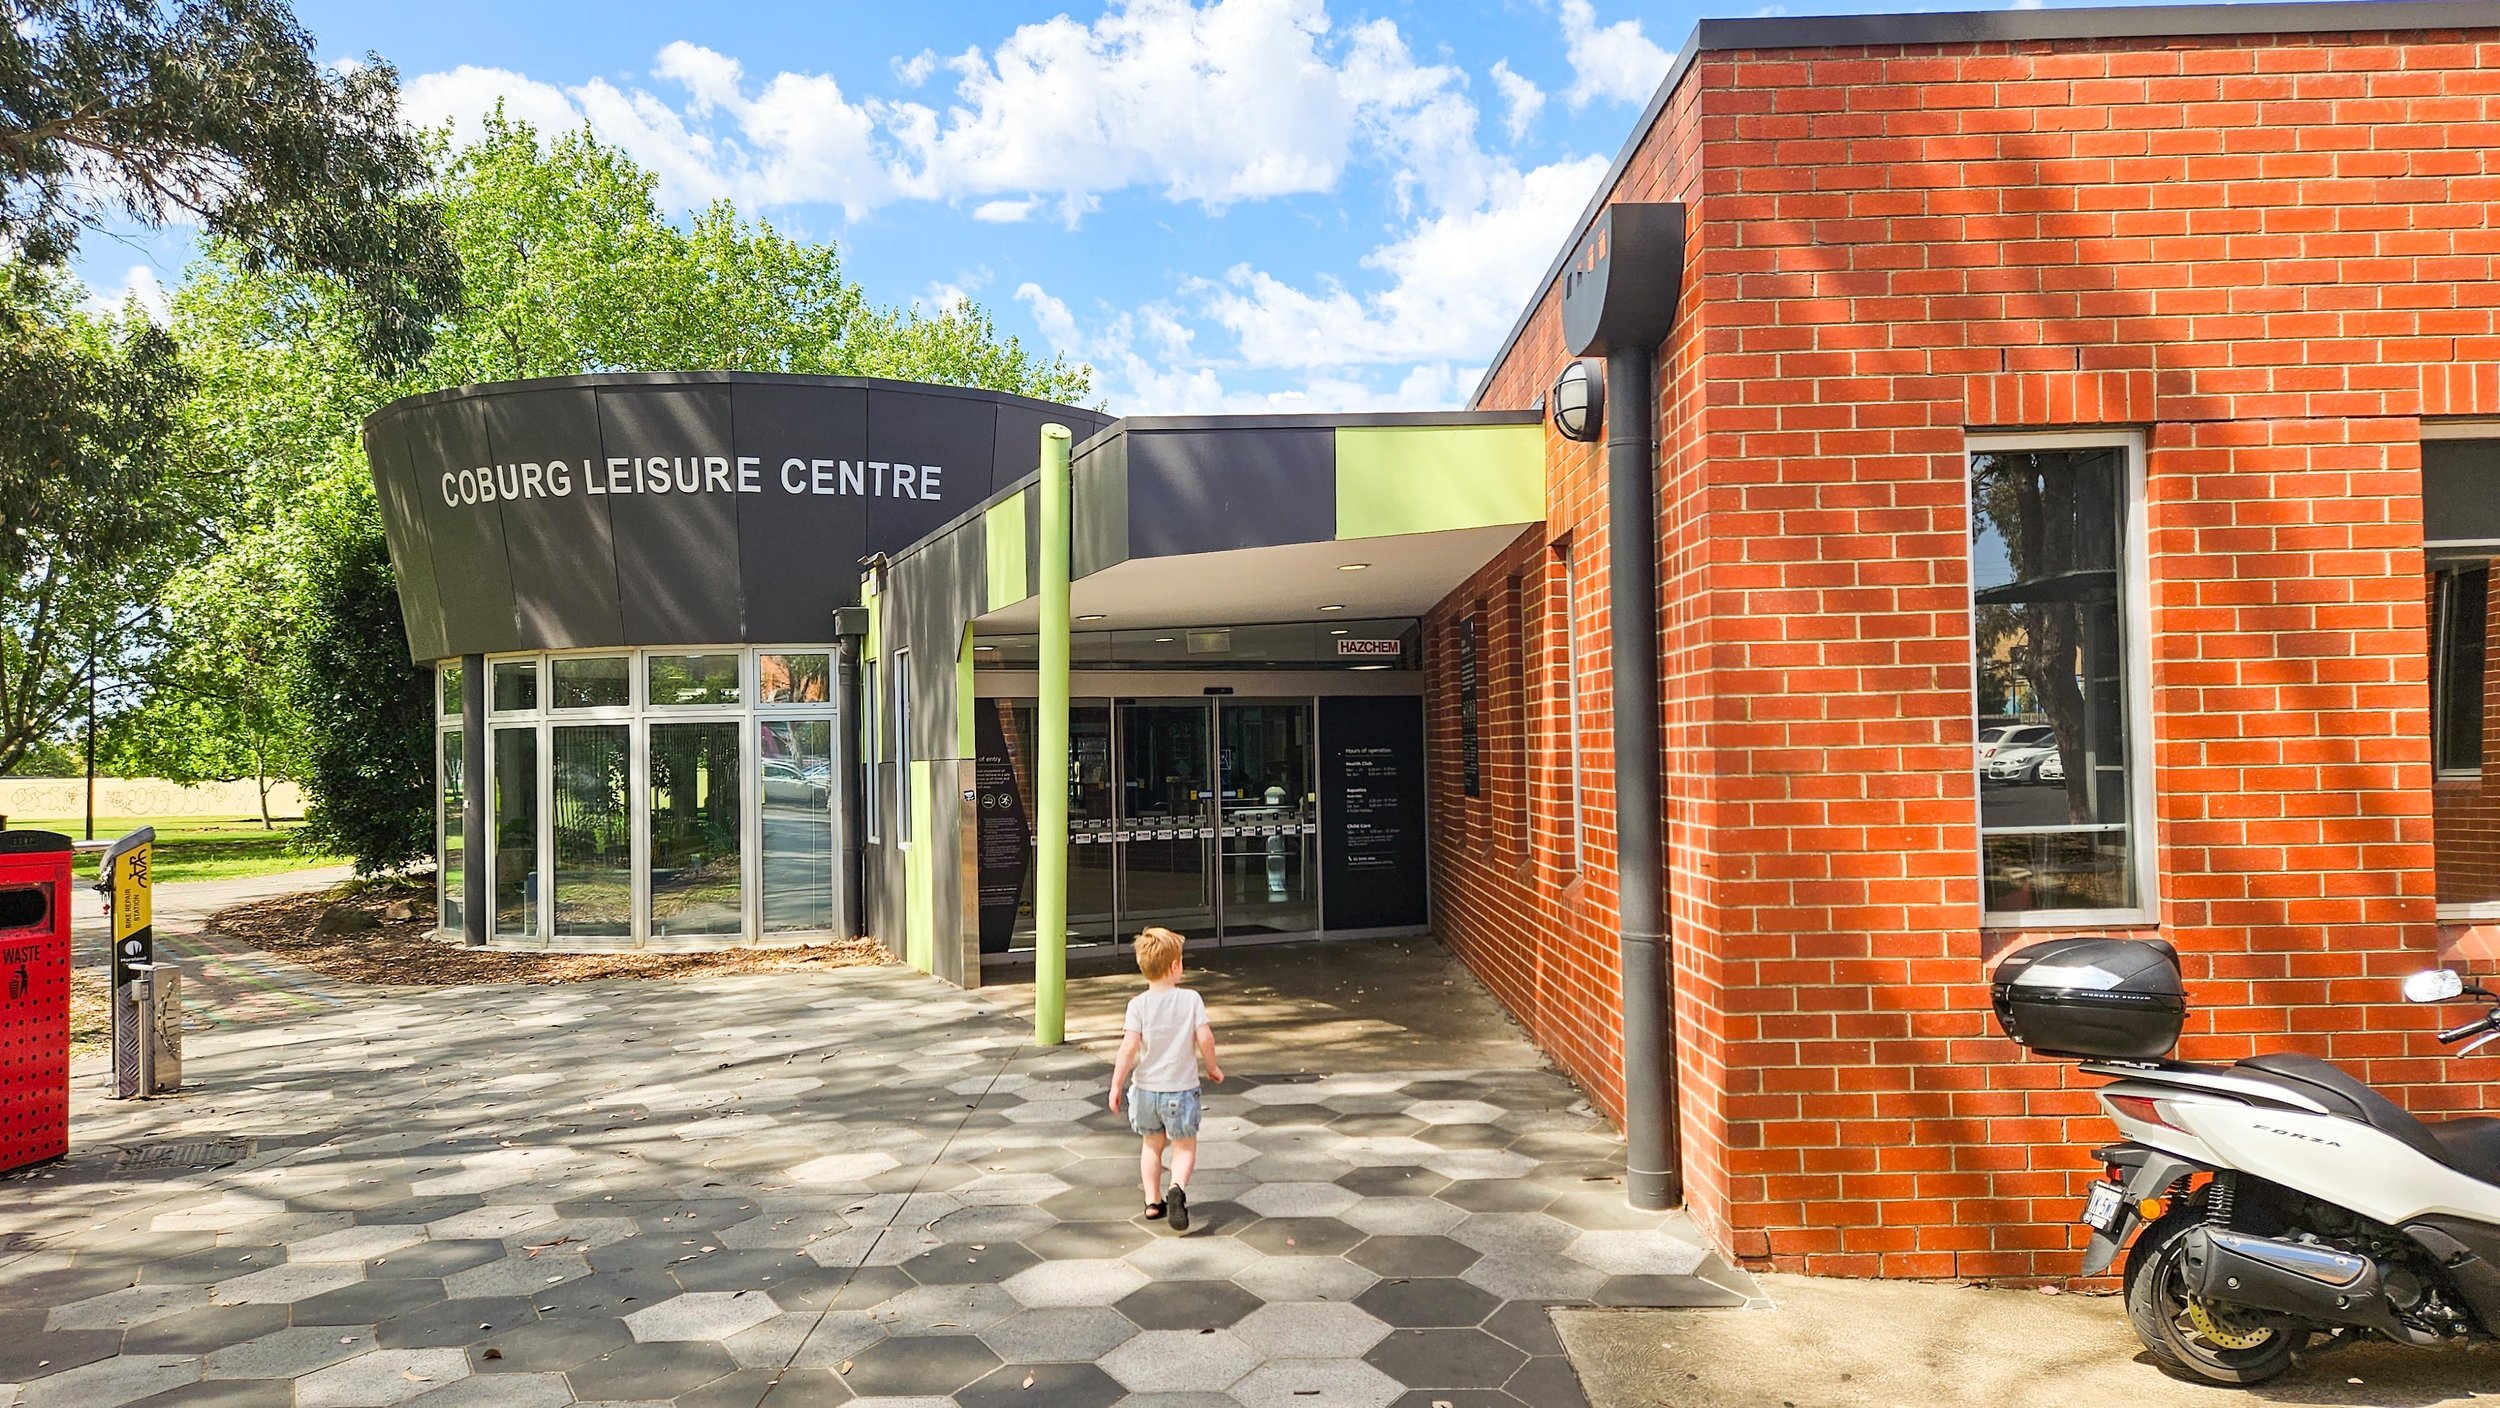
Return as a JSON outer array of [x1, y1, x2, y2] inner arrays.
[[77, 0, 2179, 414]]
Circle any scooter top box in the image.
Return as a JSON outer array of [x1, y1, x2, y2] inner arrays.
[[1991, 936, 2187, 1061]]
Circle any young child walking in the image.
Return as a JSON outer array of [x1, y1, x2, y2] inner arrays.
[[1108, 926, 1223, 1230]]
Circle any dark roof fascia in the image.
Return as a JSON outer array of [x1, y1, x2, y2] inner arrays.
[[882, 407, 1545, 572], [364, 369, 1110, 433], [1466, 0, 2500, 410]]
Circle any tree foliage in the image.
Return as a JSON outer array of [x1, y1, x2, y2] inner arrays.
[[170, 112, 1094, 871]]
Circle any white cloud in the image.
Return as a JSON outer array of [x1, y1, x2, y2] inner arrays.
[[892, 50, 939, 87], [1489, 60, 1545, 143], [81, 263, 169, 323], [973, 198, 1038, 223], [1557, 0, 1672, 110], [1197, 154, 1608, 369], [404, 48, 888, 216]]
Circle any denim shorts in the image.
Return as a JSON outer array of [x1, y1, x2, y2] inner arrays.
[[1127, 1086, 1202, 1139]]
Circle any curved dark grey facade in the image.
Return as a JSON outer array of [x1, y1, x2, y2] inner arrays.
[[365, 373, 1111, 662]]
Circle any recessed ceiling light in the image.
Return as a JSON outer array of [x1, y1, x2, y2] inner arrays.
[[1338, 562, 1369, 571], [1154, 637, 1176, 644], [973, 645, 996, 652], [1078, 613, 1106, 621], [1318, 604, 1345, 612], [1329, 629, 1349, 635], [1351, 664, 1391, 671]]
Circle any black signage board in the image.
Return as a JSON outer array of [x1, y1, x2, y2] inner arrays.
[[1458, 617, 1481, 798], [1319, 695, 1427, 931], [974, 701, 1032, 954]]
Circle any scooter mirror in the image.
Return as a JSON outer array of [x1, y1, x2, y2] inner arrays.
[[2404, 968, 2466, 1004]]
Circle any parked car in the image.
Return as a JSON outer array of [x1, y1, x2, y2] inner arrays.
[[1986, 742, 2059, 783], [762, 757, 830, 808], [2037, 751, 2065, 784], [1977, 724, 2054, 762]]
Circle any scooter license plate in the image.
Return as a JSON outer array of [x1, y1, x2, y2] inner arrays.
[[2081, 1180, 2126, 1232]]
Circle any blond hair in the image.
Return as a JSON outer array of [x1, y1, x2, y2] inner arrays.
[[1133, 926, 1185, 980]]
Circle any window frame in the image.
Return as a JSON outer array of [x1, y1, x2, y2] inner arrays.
[[2425, 421, 2500, 921], [1965, 428, 2157, 929], [893, 646, 914, 849], [1555, 541, 1585, 877]]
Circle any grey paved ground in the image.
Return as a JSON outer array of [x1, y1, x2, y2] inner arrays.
[[70, 866, 359, 967], [3, 958, 1747, 1407], [1559, 1274, 2500, 1408]]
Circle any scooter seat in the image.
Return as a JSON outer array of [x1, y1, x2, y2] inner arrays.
[[2232, 1053, 2449, 1165], [2428, 1117, 2500, 1184]]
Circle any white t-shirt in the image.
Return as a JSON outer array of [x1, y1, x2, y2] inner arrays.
[[1124, 986, 1209, 1093]]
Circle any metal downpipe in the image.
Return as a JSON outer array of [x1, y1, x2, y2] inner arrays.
[[1606, 346, 1678, 1209], [833, 631, 865, 942]]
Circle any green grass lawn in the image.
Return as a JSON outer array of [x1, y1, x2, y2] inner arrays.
[[14, 816, 347, 885]]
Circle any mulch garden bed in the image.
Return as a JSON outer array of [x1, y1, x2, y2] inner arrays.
[[203, 881, 893, 986]]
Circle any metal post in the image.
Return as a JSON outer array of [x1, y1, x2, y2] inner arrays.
[[1607, 345, 1678, 1210], [84, 648, 96, 843], [833, 620, 867, 941], [133, 967, 155, 1098], [1035, 424, 1073, 1046]]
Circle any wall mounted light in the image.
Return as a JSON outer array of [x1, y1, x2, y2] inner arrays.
[[1078, 613, 1106, 622], [1318, 604, 1346, 612], [1338, 562, 1370, 571], [1550, 358, 1604, 443]]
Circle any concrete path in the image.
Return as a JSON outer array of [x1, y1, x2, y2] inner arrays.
[[70, 865, 358, 960], [1557, 1273, 2500, 1408], [2, 958, 1744, 1407]]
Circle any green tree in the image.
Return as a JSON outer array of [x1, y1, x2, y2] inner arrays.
[[172, 114, 1094, 872]]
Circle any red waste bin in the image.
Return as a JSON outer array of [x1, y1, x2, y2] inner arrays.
[[0, 830, 73, 1173]]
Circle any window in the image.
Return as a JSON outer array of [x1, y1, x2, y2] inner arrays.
[[1556, 544, 1585, 873], [1507, 572, 1528, 854], [2426, 430, 2500, 915], [862, 658, 881, 843], [893, 647, 913, 846], [551, 655, 630, 709], [492, 727, 538, 937], [492, 659, 538, 714], [759, 652, 832, 704], [1968, 432, 2150, 923], [439, 661, 464, 718], [440, 727, 464, 933], [759, 718, 835, 932], [648, 652, 741, 706]]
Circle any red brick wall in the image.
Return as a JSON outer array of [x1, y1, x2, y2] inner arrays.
[[1431, 21, 2500, 1279]]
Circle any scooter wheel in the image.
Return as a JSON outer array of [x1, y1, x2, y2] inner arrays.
[[2124, 1208, 2306, 1386]]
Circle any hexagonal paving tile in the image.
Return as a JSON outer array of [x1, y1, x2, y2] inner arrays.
[[46, 1282, 208, 1331], [789, 1151, 903, 1185], [1420, 1149, 1537, 1182], [1097, 1328, 1260, 1393], [1114, 1278, 1266, 1331], [927, 1204, 1057, 1246], [870, 1282, 1020, 1335], [1354, 1277, 1502, 1329], [560, 1339, 741, 1401], [1232, 1301, 1393, 1359], [466, 1314, 632, 1373], [1559, 1230, 1705, 1278], [975, 1306, 1140, 1362], [1456, 1254, 1606, 1304], [998, 1258, 1148, 1308], [623, 1290, 781, 1343], [1231, 1255, 1377, 1304], [1405, 1101, 1505, 1126], [1347, 1236, 1481, 1279], [1363, 1327, 1528, 1390], [899, 1241, 1043, 1287], [1341, 1197, 1467, 1237], [1018, 1220, 1153, 1261], [956, 1360, 1125, 1408], [211, 1263, 367, 1307], [1123, 1233, 1264, 1281], [1237, 1183, 1358, 1220], [1237, 1218, 1364, 1258], [15, 1352, 199, 1408], [201, 1325, 378, 1380], [295, 1346, 472, 1407], [1230, 1358, 1405, 1408], [830, 1332, 1002, 1396]]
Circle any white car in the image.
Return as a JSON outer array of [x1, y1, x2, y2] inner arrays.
[[1985, 742, 2060, 783], [1978, 724, 2054, 762]]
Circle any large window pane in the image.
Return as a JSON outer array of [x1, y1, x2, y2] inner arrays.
[[2429, 436, 2500, 910], [759, 653, 831, 704], [492, 727, 538, 937], [649, 721, 742, 935], [552, 656, 630, 709], [894, 650, 913, 844], [493, 660, 538, 713], [441, 728, 463, 933], [439, 662, 464, 718], [1971, 443, 2137, 916], [649, 652, 741, 707], [760, 719, 834, 931], [554, 724, 631, 936]]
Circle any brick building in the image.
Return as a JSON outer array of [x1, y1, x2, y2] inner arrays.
[[380, 0, 2500, 1283], [1433, 0, 2500, 1278]]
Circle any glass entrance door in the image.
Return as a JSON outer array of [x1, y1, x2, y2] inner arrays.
[[1115, 701, 1217, 935], [1216, 701, 1318, 937]]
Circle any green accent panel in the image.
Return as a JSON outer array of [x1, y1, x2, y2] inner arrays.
[[1334, 423, 1546, 540], [984, 491, 1031, 614], [861, 575, 882, 663], [905, 760, 934, 972]]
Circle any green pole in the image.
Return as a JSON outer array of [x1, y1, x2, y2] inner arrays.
[[1035, 423, 1073, 1046]]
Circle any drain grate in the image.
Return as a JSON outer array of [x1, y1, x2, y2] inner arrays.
[[113, 1138, 257, 1171]]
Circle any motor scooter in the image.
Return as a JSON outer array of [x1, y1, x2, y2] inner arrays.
[[1992, 938, 2500, 1386]]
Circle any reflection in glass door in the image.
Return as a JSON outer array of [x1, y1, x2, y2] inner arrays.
[[552, 724, 631, 937], [1116, 702, 1216, 936], [1216, 702, 1318, 937]]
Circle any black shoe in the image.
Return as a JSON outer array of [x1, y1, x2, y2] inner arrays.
[[1166, 1186, 1189, 1232], [1144, 1200, 1166, 1221]]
